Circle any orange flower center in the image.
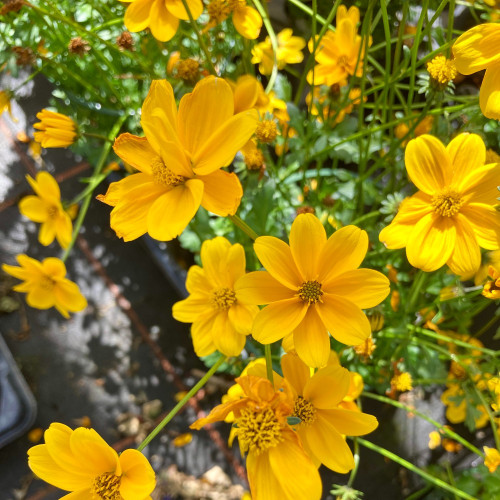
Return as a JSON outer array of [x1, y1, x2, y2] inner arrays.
[[211, 287, 237, 310], [293, 396, 316, 425], [151, 156, 185, 188], [298, 280, 323, 303], [431, 188, 463, 217], [91, 472, 122, 500], [236, 407, 283, 455]]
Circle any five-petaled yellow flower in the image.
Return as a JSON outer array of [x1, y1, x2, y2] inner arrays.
[[191, 375, 322, 500], [235, 213, 390, 368], [172, 236, 259, 357], [28, 422, 156, 499], [98, 77, 258, 242], [453, 23, 500, 119], [379, 133, 500, 277], [33, 109, 78, 148], [19, 172, 73, 249], [122, 0, 203, 42], [2, 255, 87, 318]]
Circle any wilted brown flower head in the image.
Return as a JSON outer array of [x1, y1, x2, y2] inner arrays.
[[68, 37, 90, 56], [0, 0, 24, 15], [12, 46, 34, 66], [116, 31, 134, 51]]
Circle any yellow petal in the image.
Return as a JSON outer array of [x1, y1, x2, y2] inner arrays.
[[281, 353, 310, 395], [149, 0, 178, 42], [406, 213, 456, 271], [325, 269, 390, 309], [254, 236, 302, 289], [252, 299, 308, 344], [60, 490, 92, 499], [119, 449, 156, 500], [98, 174, 152, 208], [446, 133, 486, 183], [185, 265, 211, 294], [316, 294, 371, 345], [146, 179, 203, 241], [19, 195, 49, 222], [446, 215, 481, 277], [319, 408, 378, 436], [27, 171, 60, 200], [461, 163, 500, 205], [192, 109, 258, 175], [246, 451, 288, 500], [191, 313, 218, 357], [124, 0, 152, 33], [226, 243, 246, 283], [292, 306, 330, 368], [303, 364, 350, 408], [234, 271, 295, 305], [289, 213, 326, 281], [301, 415, 354, 473], [228, 303, 259, 335], [198, 169, 243, 216], [178, 77, 234, 156], [200, 236, 232, 287], [480, 65, 500, 120], [379, 192, 433, 249], [211, 311, 246, 357], [172, 294, 212, 323], [26, 285, 56, 310], [232, 5, 262, 40], [461, 204, 500, 250], [232, 75, 260, 113], [113, 134, 156, 175], [53, 280, 87, 314], [166, 0, 203, 20], [55, 213, 73, 250], [317, 226, 368, 285], [453, 23, 500, 74], [39, 220, 57, 246], [405, 135, 451, 194]]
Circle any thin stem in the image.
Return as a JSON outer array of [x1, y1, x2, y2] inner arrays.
[[82, 132, 113, 142], [228, 214, 259, 241], [265, 344, 274, 385], [406, 270, 428, 314], [137, 356, 227, 451], [347, 437, 360, 487]]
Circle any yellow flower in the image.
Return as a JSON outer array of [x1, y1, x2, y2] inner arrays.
[[281, 353, 378, 473], [33, 109, 77, 148], [453, 23, 500, 119], [241, 139, 265, 170], [0, 90, 13, 118], [251, 28, 305, 75], [441, 384, 467, 423], [472, 250, 500, 284], [235, 213, 390, 368], [483, 265, 500, 299], [209, 0, 262, 39], [354, 336, 376, 359], [255, 119, 278, 143], [428, 431, 441, 449], [426, 55, 457, 85], [394, 115, 434, 147], [122, 0, 203, 42], [191, 375, 322, 500], [379, 133, 500, 277], [484, 446, 500, 473], [173, 432, 193, 447], [28, 422, 155, 499], [172, 237, 259, 357], [2, 255, 87, 318], [98, 77, 258, 242], [391, 372, 413, 392], [18, 172, 73, 249], [307, 6, 369, 86]]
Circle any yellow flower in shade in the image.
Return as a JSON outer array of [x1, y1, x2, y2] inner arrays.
[[28, 422, 155, 499], [235, 213, 390, 368], [428, 431, 441, 450], [251, 28, 306, 76], [484, 446, 500, 473], [122, 0, 203, 42], [191, 375, 322, 500], [307, 6, 369, 86], [453, 23, 500, 119], [2, 255, 87, 318], [379, 133, 500, 277], [206, 0, 262, 39], [390, 372, 413, 392], [426, 55, 457, 86], [0, 90, 13, 118], [172, 237, 259, 357], [33, 109, 77, 148], [98, 77, 258, 242], [19, 172, 73, 249], [483, 265, 500, 299], [394, 115, 434, 147], [281, 353, 378, 473]]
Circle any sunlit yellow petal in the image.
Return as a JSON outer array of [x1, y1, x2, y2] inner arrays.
[[447, 133, 486, 183], [149, 0, 178, 42], [461, 204, 500, 250], [166, 0, 203, 20], [124, 0, 152, 33], [281, 353, 310, 395], [480, 65, 500, 120], [200, 236, 233, 287], [234, 271, 295, 305], [319, 408, 378, 436], [303, 364, 350, 408], [211, 311, 247, 357], [53, 279, 87, 313], [228, 303, 259, 335], [185, 266, 211, 294], [113, 134, 156, 175], [191, 313, 218, 357], [198, 169, 243, 216], [461, 163, 500, 205], [246, 451, 287, 500], [232, 5, 262, 40], [26, 285, 56, 309], [119, 449, 156, 500], [446, 215, 481, 278], [172, 294, 211, 323], [19, 195, 49, 222]]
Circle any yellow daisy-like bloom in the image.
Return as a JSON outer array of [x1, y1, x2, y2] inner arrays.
[[28, 422, 155, 499], [484, 446, 500, 473], [483, 265, 500, 299], [98, 77, 258, 242], [236, 213, 390, 368], [19, 172, 73, 249], [282, 353, 378, 473], [2, 255, 87, 318], [172, 237, 259, 357], [206, 0, 262, 39], [307, 6, 369, 86], [453, 23, 500, 119], [122, 0, 203, 42], [379, 133, 500, 277], [426, 55, 457, 85], [191, 375, 322, 500], [33, 109, 77, 148], [251, 28, 306, 76]]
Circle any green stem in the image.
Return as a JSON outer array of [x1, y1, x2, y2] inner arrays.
[[264, 344, 274, 385], [406, 270, 428, 314], [62, 114, 127, 262], [82, 132, 113, 142], [137, 356, 227, 451], [228, 214, 259, 241], [357, 438, 477, 500], [347, 437, 360, 487]]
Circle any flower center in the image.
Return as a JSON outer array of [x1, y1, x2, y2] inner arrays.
[[211, 287, 237, 310], [39, 275, 55, 290], [47, 205, 59, 218], [207, 0, 231, 23], [431, 188, 463, 217], [151, 156, 185, 188], [298, 280, 323, 304], [293, 396, 317, 425], [227, 0, 245, 13], [91, 472, 122, 500], [236, 407, 283, 455], [338, 54, 349, 69]]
